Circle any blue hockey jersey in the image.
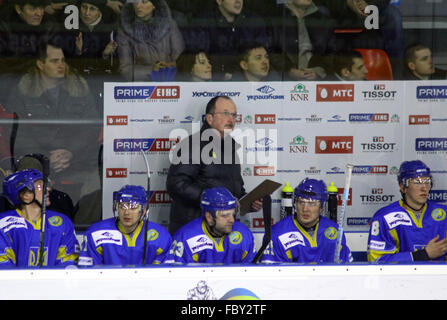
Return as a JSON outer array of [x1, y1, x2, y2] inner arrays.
[[78, 218, 172, 266], [261, 215, 352, 263], [367, 200, 447, 263], [0, 209, 79, 268], [164, 217, 256, 264]]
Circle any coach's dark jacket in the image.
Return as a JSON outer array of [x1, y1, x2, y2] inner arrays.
[[166, 121, 246, 234]]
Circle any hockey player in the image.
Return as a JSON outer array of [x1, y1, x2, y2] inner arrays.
[[261, 178, 352, 263], [78, 185, 172, 266], [0, 169, 79, 268], [165, 187, 256, 264], [367, 160, 447, 262]]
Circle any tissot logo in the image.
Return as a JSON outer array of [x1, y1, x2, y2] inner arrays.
[[315, 136, 353, 154], [106, 168, 127, 178], [107, 115, 128, 125], [254, 166, 275, 176], [316, 84, 354, 102], [255, 114, 276, 124], [409, 115, 430, 125]]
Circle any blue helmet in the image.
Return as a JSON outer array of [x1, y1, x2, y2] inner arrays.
[[200, 187, 237, 218], [398, 160, 431, 186], [113, 185, 148, 214], [294, 178, 328, 205], [3, 169, 43, 206]]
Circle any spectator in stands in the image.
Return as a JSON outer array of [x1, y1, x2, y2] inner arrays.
[[188, 0, 269, 81], [0, 154, 75, 221], [367, 160, 447, 263], [175, 49, 213, 81], [4, 40, 101, 205], [314, 0, 403, 75], [164, 186, 256, 264], [116, 0, 184, 81], [0, 0, 56, 72], [267, 0, 337, 81], [0, 0, 56, 104], [71, 0, 121, 114], [78, 185, 172, 266], [326, 50, 368, 80], [261, 178, 353, 263], [0, 168, 79, 268], [402, 44, 447, 80], [166, 95, 262, 234], [232, 41, 280, 81], [72, 0, 119, 76]]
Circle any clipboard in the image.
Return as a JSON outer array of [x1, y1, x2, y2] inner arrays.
[[239, 179, 282, 215]]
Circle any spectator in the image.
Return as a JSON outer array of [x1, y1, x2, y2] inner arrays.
[[402, 44, 447, 81], [261, 178, 353, 263], [0, 169, 79, 268], [175, 49, 213, 81], [72, 0, 119, 77], [0, 0, 56, 71], [267, 0, 337, 81], [232, 41, 280, 81], [70, 0, 120, 113], [0, 0, 57, 104], [166, 95, 262, 234], [4, 40, 102, 205], [326, 50, 368, 80], [164, 187, 256, 264], [188, 0, 269, 81], [315, 0, 403, 75], [367, 160, 447, 263], [78, 185, 172, 266], [116, 0, 184, 81]]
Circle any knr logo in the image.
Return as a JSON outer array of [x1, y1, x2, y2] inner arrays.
[[254, 166, 275, 176], [255, 114, 276, 124], [106, 168, 127, 178], [315, 136, 353, 154], [316, 84, 354, 102], [107, 115, 128, 125], [409, 115, 430, 125]]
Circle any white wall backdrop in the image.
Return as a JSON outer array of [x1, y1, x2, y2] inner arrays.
[[102, 81, 447, 238]]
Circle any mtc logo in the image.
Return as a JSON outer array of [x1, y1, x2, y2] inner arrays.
[[254, 166, 275, 176], [316, 84, 354, 102], [255, 114, 276, 124], [315, 136, 353, 154], [107, 115, 128, 125], [106, 168, 127, 178], [409, 115, 430, 125]]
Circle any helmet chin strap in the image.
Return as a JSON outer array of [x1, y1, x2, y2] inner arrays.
[[115, 208, 144, 235], [206, 218, 225, 238], [20, 192, 42, 208], [402, 197, 425, 212]]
